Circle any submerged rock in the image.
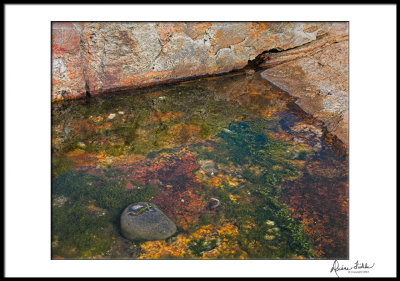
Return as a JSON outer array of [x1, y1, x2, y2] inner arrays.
[[120, 202, 177, 241], [261, 36, 348, 145]]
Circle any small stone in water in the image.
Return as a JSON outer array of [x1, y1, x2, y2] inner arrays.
[[120, 202, 177, 241], [52, 195, 68, 208], [266, 220, 275, 226], [77, 142, 86, 148]]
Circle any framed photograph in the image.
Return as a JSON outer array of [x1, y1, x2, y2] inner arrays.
[[5, 4, 397, 278]]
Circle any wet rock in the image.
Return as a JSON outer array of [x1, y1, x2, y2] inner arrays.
[[120, 202, 177, 241], [261, 30, 348, 145], [223, 128, 233, 134], [199, 159, 216, 174], [52, 22, 334, 100], [51, 22, 86, 100], [265, 220, 275, 226], [52, 195, 68, 207], [259, 22, 348, 68], [77, 142, 86, 148]]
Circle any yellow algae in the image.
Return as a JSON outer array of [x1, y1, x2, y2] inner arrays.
[[229, 194, 240, 202], [89, 115, 104, 123], [139, 236, 191, 259], [264, 234, 275, 240], [138, 221, 243, 259]]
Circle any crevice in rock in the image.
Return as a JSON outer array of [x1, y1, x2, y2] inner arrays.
[[244, 35, 335, 71], [245, 50, 270, 70], [246, 45, 307, 69], [78, 28, 91, 99]]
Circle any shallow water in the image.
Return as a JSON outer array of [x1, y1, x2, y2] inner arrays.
[[51, 70, 348, 259]]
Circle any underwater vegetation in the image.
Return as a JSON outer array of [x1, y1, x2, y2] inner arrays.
[[192, 119, 315, 258], [52, 170, 159, 258], [51, 71, 348, 259]]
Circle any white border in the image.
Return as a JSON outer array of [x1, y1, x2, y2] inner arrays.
[[5, 4, 397, 277]]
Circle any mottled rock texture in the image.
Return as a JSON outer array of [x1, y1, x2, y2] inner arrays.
[[52, 22, 336, 100], [261, 23, 348, 145], [52, 22, 87, 100]]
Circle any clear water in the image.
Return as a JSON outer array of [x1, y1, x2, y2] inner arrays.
[[51, 70, 348, 259]]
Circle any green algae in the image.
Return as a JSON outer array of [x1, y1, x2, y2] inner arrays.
[[51, 71, 345, 259], [194, 119, 314, 258], [188, 238, 219, 257], [51, 73, 268, 159], [51, 155, 74, 180], [51, 170, 159, 258]]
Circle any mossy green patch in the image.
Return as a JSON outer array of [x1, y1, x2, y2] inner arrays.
[[51, 169, 159, 259], [51, 155, 74, 180], [194, 119, 314, 258], [188, 238, 218, 257]]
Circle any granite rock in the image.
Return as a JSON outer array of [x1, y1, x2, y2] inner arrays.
[[52, 22, 334, 100], [261, 28, 348, 145], [120, 202, 177, 241]]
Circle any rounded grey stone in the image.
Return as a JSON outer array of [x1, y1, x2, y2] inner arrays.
[[120, 202, 177, 241]]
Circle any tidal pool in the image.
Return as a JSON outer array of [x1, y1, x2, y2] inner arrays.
[[51, 70, 348, 259]]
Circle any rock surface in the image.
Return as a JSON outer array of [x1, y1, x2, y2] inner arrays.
[[259, 22, 348, 68], [52, 22, 336, 100], [120, 202, 177, 241], [52, 22, 87, 100], [261, 23, 348, 145]]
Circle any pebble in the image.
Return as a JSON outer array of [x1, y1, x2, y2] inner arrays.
[[120, 202, 177, 241], [266, 220, 275, 226], [77, 142, 86, 148]]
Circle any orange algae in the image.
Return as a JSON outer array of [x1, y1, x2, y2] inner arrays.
[[138, 221, 248, 259]]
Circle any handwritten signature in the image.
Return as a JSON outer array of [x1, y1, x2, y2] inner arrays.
[[330, 260, 375, 277]]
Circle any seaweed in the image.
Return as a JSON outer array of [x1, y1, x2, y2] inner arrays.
[[188, 238, 218, 257], [194, 119, 314, 258], [51, 169, 159, 258]]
